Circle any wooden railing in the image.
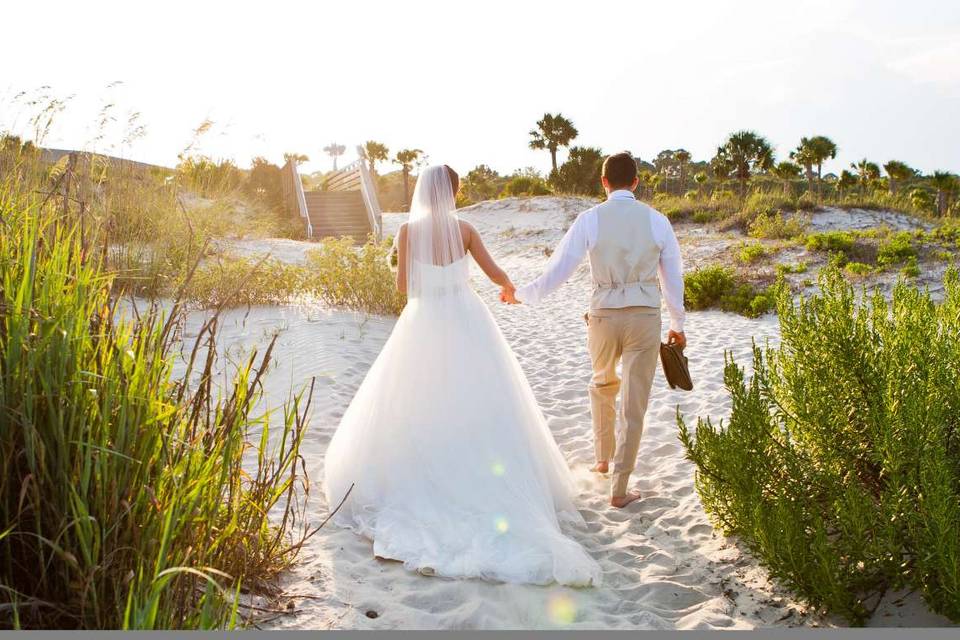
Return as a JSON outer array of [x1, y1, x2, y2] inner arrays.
[[320, 149, 382, 239], [281, 160, 312, 238], [356, 145, 383, 239]]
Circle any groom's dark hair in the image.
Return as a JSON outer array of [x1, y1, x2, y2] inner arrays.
[[602, 152, 638, 190]]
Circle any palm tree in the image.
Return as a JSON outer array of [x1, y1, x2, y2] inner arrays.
[[650, 173, 664, 194], [282, 152, 309, 166], [361, 140, 389, 176], [528, 113, 578, 172], [674, 149, 692, 194], [771, 161, 802, 196], [393, 148, 423, 208], [851, 159, 881, 196], [715, 131, 774, 198], [837, 169, 857, 199], [789, 146, 817, 195], [638, 171, 655, 200], [930, 171, 959, 216], [323, 142, 346, 171], [808, 136, 837, 197], [693, 171, 708, 196], [709, 151, 733, 191], [883, 160, 915, 195]]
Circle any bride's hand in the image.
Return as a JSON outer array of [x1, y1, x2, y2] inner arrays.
[[500, 285, 520, 304]]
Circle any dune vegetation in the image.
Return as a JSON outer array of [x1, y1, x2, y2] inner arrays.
[[0, 125, 319, 629], [680, 268, 960, 624]]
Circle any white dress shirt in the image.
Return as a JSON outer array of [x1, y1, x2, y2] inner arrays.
[[515, 190, 686, 333]]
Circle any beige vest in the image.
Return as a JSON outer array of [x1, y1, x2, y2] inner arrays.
[[588, 197, 661, 310]]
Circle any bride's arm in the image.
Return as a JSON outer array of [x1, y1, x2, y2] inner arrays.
[[462, 221, 514, 290], [395, 223, 408, 294]]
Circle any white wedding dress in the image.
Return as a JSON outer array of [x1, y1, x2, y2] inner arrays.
[[324, 166, 601, 587]]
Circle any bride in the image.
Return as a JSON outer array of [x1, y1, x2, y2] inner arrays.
[[324, 165, 601, 586]]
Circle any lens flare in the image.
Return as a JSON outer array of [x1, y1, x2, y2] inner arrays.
[[491, 461, 506, 476], [548, 593, 577, 625], [494, 516, 509, 534]]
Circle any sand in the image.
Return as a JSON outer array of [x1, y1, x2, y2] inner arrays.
[[193, 196, 953, 629]]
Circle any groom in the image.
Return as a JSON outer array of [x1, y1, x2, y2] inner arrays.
[[502, 152, 686, 508]]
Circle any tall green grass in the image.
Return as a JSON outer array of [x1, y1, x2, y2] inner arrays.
[[680, 268, 960, 624], [1, 142, 312, 629]]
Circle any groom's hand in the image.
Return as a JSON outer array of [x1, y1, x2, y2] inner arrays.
[[667, 330, 686, 349]]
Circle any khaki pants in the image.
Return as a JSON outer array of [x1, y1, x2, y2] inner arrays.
[[586, 306, 661, 497]]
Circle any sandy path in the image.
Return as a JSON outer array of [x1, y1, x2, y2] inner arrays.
[[194, 197, 951, 629]]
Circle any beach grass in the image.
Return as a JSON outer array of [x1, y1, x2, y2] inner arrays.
[[1, 144, 312, 629]]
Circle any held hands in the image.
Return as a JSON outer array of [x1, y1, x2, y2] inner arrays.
[[667, 330, 686, 349], [500, 285, 520, 305]]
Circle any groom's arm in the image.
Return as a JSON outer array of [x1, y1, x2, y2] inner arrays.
[[653, 212, 686, 333], [515, 211, 593, 305]]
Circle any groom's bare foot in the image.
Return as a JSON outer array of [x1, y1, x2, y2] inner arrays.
[[611, 491, 642, 508], [590, 461, 609, 473]]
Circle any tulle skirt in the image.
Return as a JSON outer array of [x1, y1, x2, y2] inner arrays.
[[324, 286, 602, 586]]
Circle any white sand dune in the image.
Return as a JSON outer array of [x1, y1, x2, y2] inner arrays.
[[195, 196, 951, 629]]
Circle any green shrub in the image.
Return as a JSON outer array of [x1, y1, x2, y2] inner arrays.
[[653, 194, 736, 224], [876, 231, 917, 269], [742, 191, 796, 218], [711, 189, 738, 203], [796, 193, 818, 210], [684, 266, 774, 317], [305, 236, 405, 315], [749, 211, 808, 239], [500, 175, 551, 197], [692, 210, 718, 224], [186, 254, 307, 307], [806, 230, 855, 254], [679, 268, 960, 624], [901, 257, 921, 278], [844, 261, 873, 276], [775, 261, 808, 277], [737, 242, 768, 264]]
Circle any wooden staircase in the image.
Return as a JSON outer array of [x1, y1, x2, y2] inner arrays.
[[303, 190, 371, 242], [281, 146, 382, 242]]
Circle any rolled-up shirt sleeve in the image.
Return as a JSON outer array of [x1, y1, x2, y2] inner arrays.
[[515, 210, 593, 305], [654, 212, 686, 333]]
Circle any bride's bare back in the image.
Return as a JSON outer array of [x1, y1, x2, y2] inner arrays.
[[396, 219, 514, 295]]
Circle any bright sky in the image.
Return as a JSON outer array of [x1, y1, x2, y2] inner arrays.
[[3, 0, 959, 177]]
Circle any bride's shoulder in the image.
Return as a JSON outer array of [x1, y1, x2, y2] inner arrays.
[[457, 218, 479, 240]]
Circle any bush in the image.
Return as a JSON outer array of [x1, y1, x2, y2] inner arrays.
[[844, 261, 873, 276], [775, 261, 808, 277], [876, 231, 917, 269], [653, 194, 736, 224], [305, 236, 405, 315], [748, 211, 808, 240], [684, 266, 774, 317], [737, 242, 768, 264], [901, 257, 921, 278], [500, 174, 551, 197], [805, 230, 855, 254], [548, 146, 603, 196], [186, 254, 307, 307], [692, 210, 719, 224], [679, 268, 960, 624]]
